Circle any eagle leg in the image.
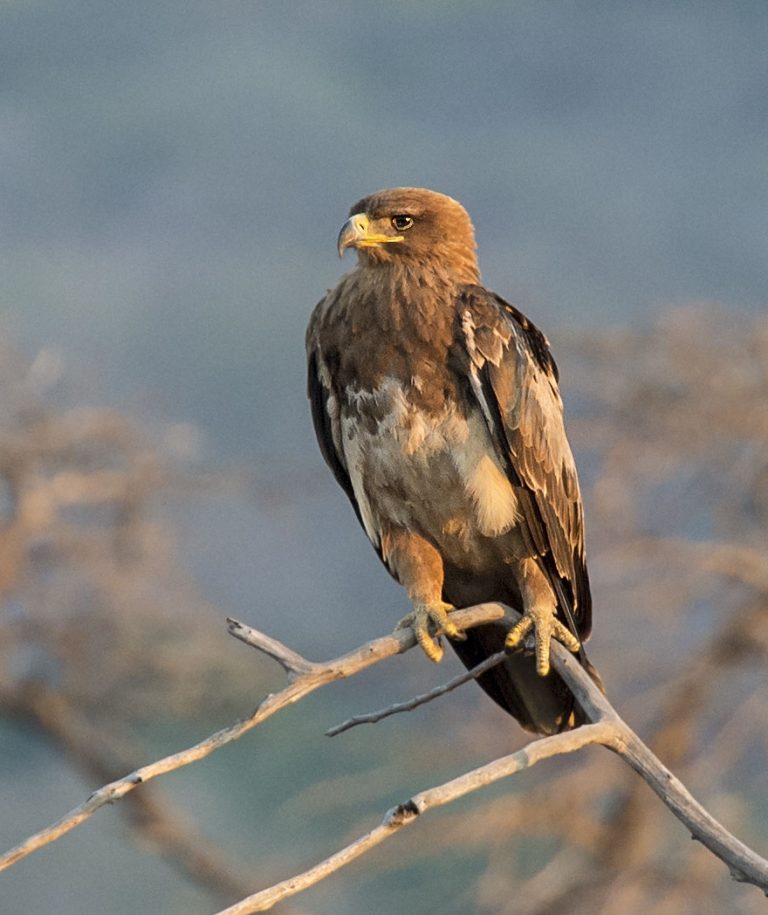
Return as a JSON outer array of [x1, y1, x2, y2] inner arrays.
[[382, 527, 466, 663], [396, 600, 463, 663], [505, 559, 581, 676]]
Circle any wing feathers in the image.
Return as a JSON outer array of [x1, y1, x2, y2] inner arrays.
[[458, 287, 591, 638]]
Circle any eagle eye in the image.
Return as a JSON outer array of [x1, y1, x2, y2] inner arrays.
[[391, 214, 414, 232]]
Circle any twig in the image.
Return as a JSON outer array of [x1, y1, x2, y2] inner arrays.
[[226, 619, 316, 676], [214, 631, 768, 914], [217, 722, 614, 915], [2, 599, 766, 914], [0, 602, 507, 875], [325, 649, 508, 736], [0, 683, 253, 902]]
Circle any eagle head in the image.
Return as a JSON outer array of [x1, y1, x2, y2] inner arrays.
[[337, 187, 479, 283]]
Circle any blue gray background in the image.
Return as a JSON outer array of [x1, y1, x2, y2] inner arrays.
[[1, 3, 766, 913]]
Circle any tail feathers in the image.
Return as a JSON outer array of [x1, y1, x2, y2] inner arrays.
[[449, 623, 603, 735]]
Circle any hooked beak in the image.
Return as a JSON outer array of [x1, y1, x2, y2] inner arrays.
[[337, 213, 404, 257]]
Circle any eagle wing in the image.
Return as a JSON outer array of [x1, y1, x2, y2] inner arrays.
[[306, 303, 352, 496], [456, 285, 591, 640], [306, 303, 379, 553]]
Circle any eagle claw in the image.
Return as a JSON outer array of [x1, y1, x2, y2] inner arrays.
[[396, 601, 464, 663], [505, 606, 581, 677]]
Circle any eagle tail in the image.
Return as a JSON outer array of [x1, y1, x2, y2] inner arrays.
[[449, 624, 602, 735]]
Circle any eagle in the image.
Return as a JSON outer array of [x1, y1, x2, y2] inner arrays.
[[306, 187, 601, 735]]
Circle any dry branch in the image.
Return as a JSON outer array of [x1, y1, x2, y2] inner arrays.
[[325, 648, 508, 736], [0, 683, 254, 902], [217, 723, 616, 915], [0, 602, 506, 875], [1, 600, 766, 914], [214, 616, 768, 914]]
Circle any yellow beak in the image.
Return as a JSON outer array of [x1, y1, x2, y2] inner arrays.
[[337, 213, 405, 257]]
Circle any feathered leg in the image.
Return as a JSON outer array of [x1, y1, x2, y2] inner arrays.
[[381, 527, 465, 662], [505, 559, 581, 675]]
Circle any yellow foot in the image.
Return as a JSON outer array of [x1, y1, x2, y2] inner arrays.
[[505, 605, 581, 676], [396, 600, 464, 663]]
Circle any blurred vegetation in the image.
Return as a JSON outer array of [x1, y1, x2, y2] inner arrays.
[[0, 337, 272, 904], [1, 3, 766, 912], [0, 304, 766, 913]]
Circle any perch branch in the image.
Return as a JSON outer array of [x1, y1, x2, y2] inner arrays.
[[0, 602, 506, 874], [214, 625, 768, 914], [2, 599, 766, 913]]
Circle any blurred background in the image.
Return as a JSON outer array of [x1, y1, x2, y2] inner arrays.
[[1, 2, 767, 913]]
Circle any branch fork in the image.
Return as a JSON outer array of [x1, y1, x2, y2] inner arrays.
[[1, 601, 765, 914]]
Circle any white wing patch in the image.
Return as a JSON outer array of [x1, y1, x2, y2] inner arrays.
[[451, 413, 519, 536], [465, 454, 520, 536]]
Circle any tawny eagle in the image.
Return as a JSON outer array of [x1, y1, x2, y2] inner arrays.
[[306, 187, 601, 734]]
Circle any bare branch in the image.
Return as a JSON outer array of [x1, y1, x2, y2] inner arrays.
[[0, 602, 506, 874], [0, 683, 254, 902], [325, 649, 507, 736], [2, 598, 766, 913], [226, 618, 315, 677], [217, 723, 614, 915], [214, 628, 768, 913]]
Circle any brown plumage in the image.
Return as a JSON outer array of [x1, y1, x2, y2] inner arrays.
[[306, 187, 602, 735]]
